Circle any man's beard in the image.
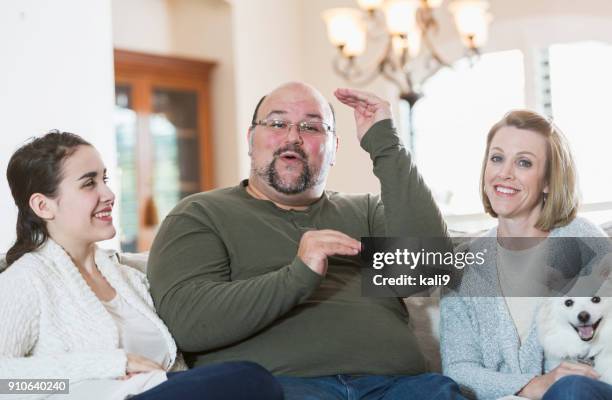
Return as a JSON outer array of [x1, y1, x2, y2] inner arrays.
[[255, 145, 317, 195]]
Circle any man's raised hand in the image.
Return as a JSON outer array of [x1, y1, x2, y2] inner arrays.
[[297, 230, 361, 276], [334, 88, 393, 142]]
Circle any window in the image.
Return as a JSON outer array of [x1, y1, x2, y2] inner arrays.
[[547, 41, 612, 221], [403, 42, 612, 230], [409, 50, 525, 220]]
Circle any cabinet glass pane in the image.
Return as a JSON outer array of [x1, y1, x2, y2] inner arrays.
[[114, 85, 138, 253], [151, 89, 200, 222]]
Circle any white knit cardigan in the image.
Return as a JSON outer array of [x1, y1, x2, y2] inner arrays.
[[0, 239, 181, 383]]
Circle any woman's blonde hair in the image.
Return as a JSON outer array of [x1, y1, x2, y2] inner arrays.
[[480, 110, 579, 231]]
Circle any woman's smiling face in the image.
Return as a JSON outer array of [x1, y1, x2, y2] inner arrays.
[[484, 126, 549, 222], [45, 145, 116, 246]]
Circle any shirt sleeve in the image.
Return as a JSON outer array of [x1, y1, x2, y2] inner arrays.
[[360, 118, 448, 238]]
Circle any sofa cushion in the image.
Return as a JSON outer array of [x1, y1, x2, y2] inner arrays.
[[404, 295, 441, 372], [117, 252, 149, 274]]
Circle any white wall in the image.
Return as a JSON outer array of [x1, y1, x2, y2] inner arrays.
[[228, 0, 306, 178], [0, 0, 117, 252], [170, 0, 239, 186], [112, 0, 174, 54]]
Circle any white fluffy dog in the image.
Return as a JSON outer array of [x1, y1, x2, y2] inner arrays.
[[537, 296, 612, 384]]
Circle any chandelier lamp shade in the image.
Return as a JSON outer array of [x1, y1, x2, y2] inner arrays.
[[322, 0, 492, 108]]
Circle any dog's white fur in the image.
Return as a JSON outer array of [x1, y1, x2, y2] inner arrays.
[[537, 297, 612, 383], [537, 296, 612, 384]]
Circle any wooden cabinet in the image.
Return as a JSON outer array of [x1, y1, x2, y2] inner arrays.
[[113, 50, 215, 252]]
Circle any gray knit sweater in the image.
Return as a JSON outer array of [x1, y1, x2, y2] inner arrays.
[[440, 217, 608, 400]]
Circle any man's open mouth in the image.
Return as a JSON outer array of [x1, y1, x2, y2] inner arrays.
[[279, 151, 303, 161], [571, 318, 602, 341]]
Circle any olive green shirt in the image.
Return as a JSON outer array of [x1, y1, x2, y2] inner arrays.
[[147, 119, 447, 376]]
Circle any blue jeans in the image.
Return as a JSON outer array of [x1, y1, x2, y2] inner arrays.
[[277, 373, 466, 400], [132, 361, 283, 400], [542, 375, 612, 400]]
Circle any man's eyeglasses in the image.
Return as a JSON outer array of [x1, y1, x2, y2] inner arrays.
[[253, 119, 335, 136]]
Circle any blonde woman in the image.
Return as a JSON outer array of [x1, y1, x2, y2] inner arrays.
[[440, 111, 612, 400]]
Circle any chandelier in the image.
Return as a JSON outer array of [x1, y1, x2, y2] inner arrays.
[[322, 0, 492, 108]]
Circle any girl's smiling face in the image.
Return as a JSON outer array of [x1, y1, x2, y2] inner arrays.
[[44, 145, 116, 246]]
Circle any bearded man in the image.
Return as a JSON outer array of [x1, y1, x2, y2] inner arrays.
[[147, 82, 465, 399]]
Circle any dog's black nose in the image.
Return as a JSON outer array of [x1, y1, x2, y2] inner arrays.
[[578, 311, 590, 323]]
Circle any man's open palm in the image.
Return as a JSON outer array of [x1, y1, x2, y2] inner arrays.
[[334, 88, 393, 141]]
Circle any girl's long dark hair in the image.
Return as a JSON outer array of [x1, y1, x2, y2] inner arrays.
[[5, 130, 91, 267]]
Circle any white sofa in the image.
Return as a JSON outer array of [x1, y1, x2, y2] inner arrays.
[[2, 221, 611, 376]]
